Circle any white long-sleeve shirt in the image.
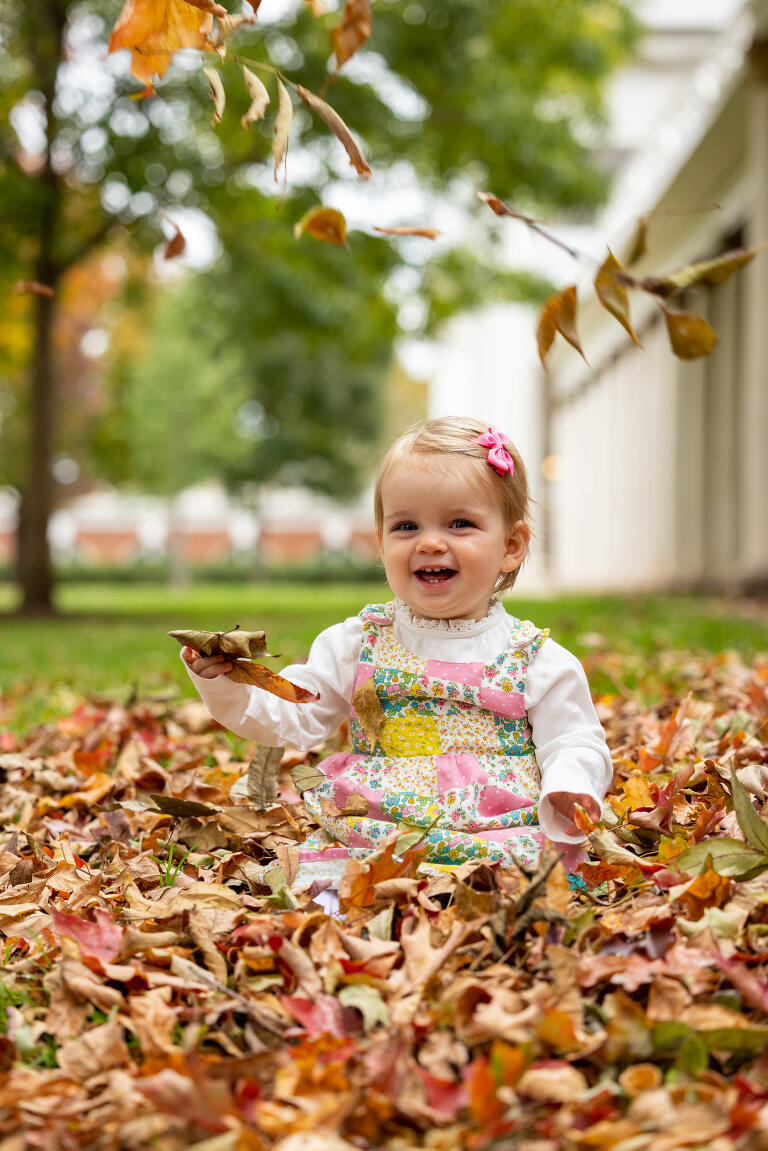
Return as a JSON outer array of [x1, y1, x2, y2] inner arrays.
[[184, 598, 612, 843]]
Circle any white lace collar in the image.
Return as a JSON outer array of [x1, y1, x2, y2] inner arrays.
[[393, 597, 507, 637]]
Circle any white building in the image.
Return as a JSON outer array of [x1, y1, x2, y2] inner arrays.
[[431, 0, 768, 593]]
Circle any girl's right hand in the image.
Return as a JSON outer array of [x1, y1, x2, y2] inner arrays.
[[181, 646, 234, 679]]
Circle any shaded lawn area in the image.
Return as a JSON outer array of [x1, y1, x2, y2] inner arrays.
[[1, 580, 767, 732]]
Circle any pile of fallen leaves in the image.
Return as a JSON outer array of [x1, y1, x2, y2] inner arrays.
[[1, 650, 768, 1150]]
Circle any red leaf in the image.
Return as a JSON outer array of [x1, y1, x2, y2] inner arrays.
[[281, 994, 358, 1038], [51, 907, 124, 964]]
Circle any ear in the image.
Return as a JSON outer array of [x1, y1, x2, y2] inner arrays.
[[500, 520, 530, 573]]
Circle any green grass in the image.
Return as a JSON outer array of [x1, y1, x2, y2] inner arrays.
[[1, 581, 766, 732]]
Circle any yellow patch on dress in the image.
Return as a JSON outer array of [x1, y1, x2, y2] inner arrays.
[[436, 712, 499, 755], [376, 628, 427, 675], [380, 715, 441, 758]]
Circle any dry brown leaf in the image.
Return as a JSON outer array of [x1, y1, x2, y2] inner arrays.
[[202, 64, 226, 123], [296, 86, 371, 179], [294, 206, 348, 247], [241, 65, 270, 129], [331, 0, 372, 69], [641, 241, 768, 298], [109, 0, 213, 95], [229, 662, 319, 702], [536, 285, 586, 366], [12, 281, 55, 297], [182, 0, 226, 15], [163, 221, 186, 260], [168, 625, 270, 660], [272, 78, 294, 181], [594, 249, 641, 346], [246, 745, 283, 808], [373, 226, 441, 239], [290, 763, 326, 793], [213, 13, 256, 49], [129, 987, 179, 1058], [352, 675, 384, 750], [664, 309, 719, 360]]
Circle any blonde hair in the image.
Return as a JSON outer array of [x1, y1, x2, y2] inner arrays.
[[374, 416, 531, 591]]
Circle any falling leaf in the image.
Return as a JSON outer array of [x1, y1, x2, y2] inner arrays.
[[294, 206, 348, 247], [168, 625, 270, 659], [272, 78, 294, 181], [641, 242, 768, 298], [664, 310, 719, 360], [182, 0, 226, 15], [296, 85, 371, 179], [595, 250, 641, 346], [626, 215, 649, 267], [290, 763, 326, 793], [241, 65, 270, 129], [246, 746, 283, 808], [163, 220, 186, 260], [109, 0, 213, 96], [373, 226, 441, 239], [331, 0, 372, 69], [12, 281, 55, 298], [536, 285, 586, 366], [202, 64, 225, 123]]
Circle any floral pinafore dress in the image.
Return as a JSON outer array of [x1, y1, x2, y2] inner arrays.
[[295, 602, 549, 890]]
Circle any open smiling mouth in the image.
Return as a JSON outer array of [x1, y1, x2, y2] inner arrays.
[[415, 567, 457, 585]]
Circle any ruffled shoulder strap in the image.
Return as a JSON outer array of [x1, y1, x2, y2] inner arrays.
[[359, 601, 396, 626], [506, 616, 549, 659]]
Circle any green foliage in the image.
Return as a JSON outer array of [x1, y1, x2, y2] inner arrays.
[[0, 0, 636, 501]]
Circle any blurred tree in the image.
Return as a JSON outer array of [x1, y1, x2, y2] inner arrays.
[[0, 0, 635, 613]]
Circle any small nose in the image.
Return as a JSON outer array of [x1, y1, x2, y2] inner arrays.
[[417, 531, 447, 553]]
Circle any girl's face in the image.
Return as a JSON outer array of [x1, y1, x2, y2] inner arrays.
[[378, 457, 529, 620]]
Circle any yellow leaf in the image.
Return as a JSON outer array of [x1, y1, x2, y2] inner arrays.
[[536, 286, 586, 367], [331, 0, 372, 69], [108, 0, 213, 95], [594, 249, 641, 346], [664, 310, 719, 360], [272, 79, 294, 181], [241, 66, 270, 129], [294, 206, 348, 248]]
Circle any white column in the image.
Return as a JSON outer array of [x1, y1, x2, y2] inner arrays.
[[739, 72, 768, 585]]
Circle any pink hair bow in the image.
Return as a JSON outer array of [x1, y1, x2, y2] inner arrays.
[[473, 426, 515, 476]]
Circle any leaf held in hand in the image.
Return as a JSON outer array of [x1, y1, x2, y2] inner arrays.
[[229, 662, 319, 702], [595, 250, 640, 346], [331, 0, 372, 69], [290, 763, 326, 793], [296, 85, 371, 179], [294, 206, 348, 247], [109, 0, 213, 95], [537, 286, 586, 367], [272, 78, 294, 181], [373, 225, 441, 239], [202, 64, 225, 123], [664, 310, 719, 360], [168, 626, 270, 659], [241, 66, 270, 129], [352, 676, 384, 749]]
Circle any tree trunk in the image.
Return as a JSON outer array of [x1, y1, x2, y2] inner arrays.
[[16, 2, 66, 616], [17, 282, 58, 614]]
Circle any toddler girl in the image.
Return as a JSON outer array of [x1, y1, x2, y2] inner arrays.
[[183, 417, 611, 898]]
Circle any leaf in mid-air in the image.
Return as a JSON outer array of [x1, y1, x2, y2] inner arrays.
[[537, 286, 586, 367], [272, 79, 294, 181], [664, 310, 719, 360], [294, 207, 348, 247], [241, 66, 270, 130], [331, 0, 372, 69], [202, 64, 225, 124], [296, 86, 371, 179], [109, 0, 213, 95], [594, 250, 640, 346], [373, 226, 441, 239]]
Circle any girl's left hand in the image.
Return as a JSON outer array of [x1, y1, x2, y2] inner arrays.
[[546, 792, 601, 836]]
